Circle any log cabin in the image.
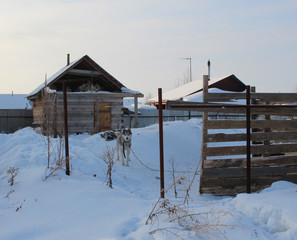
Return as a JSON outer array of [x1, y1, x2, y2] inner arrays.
[[27, 55, 143, 135]]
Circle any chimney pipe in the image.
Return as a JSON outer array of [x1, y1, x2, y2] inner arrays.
[[67, 54, 70, 66], [207, 60, 210, 80]]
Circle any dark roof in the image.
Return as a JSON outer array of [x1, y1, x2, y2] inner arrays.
[[28, 55, 127, 99], [186, 74, 246, 97]]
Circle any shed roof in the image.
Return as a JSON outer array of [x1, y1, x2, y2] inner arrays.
[[149, 74, 246, 102], [28, 55, 142, 99]]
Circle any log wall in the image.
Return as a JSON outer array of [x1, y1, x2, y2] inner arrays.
[[32, 92, 123, 135]]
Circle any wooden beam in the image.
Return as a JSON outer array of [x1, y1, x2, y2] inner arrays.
[[206, 92, 297, 103], [207, 119, 297, 130], [68, 69, 102, 76], [207, 131, 297, 142], [204, 155, 297, 168], [206, 143, 297, 157], [202, 165, 297, 179]]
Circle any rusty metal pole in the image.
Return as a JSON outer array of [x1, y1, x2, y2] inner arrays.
[[158, 88, 165, 198], [64, 55, 70, 176], [246, 85, 251, 193], [63, 81, 70, 176]]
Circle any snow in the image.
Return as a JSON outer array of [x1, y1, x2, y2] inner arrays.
[[149, 76, 230, 102], [121, 87, 142, 95], [1, 120, 297, 239], [0, 94, 32, 109], [123, 98, 156, 111], [27, 57, 83, 98]]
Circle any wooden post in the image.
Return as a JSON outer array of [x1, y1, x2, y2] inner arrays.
[[134, 97, 138, 128], [199, 75, 209, 193], [264, 100, 271, 157], [158, 88, 165, 198], [246, 85, 251, 193]]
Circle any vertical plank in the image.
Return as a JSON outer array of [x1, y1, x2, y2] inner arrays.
[[199, 75, 209, 193], [246, 85, 251, 193], [263, 101, 271, 157]]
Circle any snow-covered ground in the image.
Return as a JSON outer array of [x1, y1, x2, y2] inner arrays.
[[1, 120, 297, 240]]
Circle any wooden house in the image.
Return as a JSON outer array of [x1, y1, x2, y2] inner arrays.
[[27, 55, 143, 135]]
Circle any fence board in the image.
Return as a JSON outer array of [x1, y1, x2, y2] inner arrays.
[[207, 120, 297, 130], [208, 131, 297, 142], [202, 165, 297, 179], [206, 92, 297, 103], [204, 155, 297, 168], [206, 143, 297, 157]]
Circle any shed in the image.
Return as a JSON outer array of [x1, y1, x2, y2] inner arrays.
[[149, 74, 246, 109], [27, 55, 143, 135]]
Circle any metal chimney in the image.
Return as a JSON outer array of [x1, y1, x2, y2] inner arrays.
[[67, 54, 70, 66], [207, 60, 210, 80]]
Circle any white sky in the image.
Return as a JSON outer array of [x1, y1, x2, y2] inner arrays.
[[0, 0, 296, 97]]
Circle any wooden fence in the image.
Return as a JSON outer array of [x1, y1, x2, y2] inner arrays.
[[0, 109, 33, 134], [168, 75, 297, 195]]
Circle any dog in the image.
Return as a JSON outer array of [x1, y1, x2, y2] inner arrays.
[[116, 128, 132, 166]]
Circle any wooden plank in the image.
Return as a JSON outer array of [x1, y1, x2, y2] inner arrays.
[[68, 69, 102, 76], [204, 155, 297, 168], [207, 131, 297, 142], [251, 107, 297, 116], [199, 75, 209, 193], [207, 119, 297, 130], [200, 185, 264, 195], [167, 101, 297, 115], [201, 176, 277, 188], [202, 165, 297, 179], [251, 93, 297, 103], [200, 174, 297, 195], [206, 143, 297, 156], [206, 92, 297, 103]]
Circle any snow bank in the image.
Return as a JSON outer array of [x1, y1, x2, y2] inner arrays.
[[233, 181, 297, 239], [1, 121, 297, 239]]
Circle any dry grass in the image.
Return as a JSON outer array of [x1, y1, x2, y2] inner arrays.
[[146, 157, 256, 240], [148, 200, 242, 240], [7, 167, 19, 186], [102, 146, 116, 188]]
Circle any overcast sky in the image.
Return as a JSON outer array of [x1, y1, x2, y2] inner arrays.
[[0, 0, 296, 97]]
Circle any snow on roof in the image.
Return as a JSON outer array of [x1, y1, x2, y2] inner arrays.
[[123, 98, 155, 111], [27, 56, 143, 99], [27, 56, 84, 98], [0, 94, 32, 109], [121, 87, 142, 95], [149, 76, 229, 102], [183, 88, 246, 104]]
